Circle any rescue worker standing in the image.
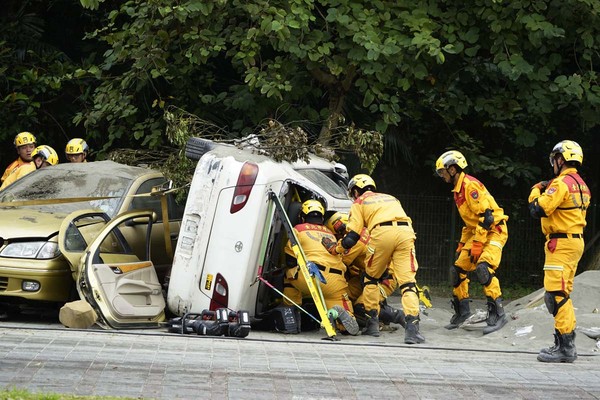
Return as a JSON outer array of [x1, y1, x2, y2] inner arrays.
[[435, 151, 508, 334], [284, 200, 359, 336], [528, 140, 590, 363], [322, 175, 424, 344], [65, 138, 89, 163], [1, 132, 37, 189], [325, 211, 406, 330]]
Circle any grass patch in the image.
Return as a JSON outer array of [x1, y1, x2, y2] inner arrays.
[[0, 388, 139, 400]]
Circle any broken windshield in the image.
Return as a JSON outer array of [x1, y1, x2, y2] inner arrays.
[[0, 163, 135, 216], [295, 169, 349, 200]]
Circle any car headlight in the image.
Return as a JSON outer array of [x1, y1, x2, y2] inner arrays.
[[0, 241, 61, 259]]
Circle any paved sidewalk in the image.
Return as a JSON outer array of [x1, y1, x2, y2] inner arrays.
[[0, 323, 599, 399]]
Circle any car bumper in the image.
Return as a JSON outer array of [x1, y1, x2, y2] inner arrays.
[[0, 259, 73, 303]]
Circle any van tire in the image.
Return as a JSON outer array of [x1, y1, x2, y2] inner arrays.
[[185, 137, 215, 161]]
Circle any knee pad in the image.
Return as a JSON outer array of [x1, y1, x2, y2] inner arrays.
[[544, 291, 569, 317], [450, 266, 466, 288], [399, 282, 418, 296], [475, 262, 493, 286], [363, 273, 380, 287]]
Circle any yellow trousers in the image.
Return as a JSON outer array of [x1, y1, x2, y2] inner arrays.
[[363, 226, 419, 317], [543, 236, 584, 334], [454, 225, 508, 300]]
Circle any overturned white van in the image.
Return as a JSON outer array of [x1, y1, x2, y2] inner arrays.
[[167, 138, 352, 319]]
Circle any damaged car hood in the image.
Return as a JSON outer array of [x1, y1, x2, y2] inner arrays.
[[0, 209, 67, 239]]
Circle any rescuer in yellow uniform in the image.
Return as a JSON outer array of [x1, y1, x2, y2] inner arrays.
[[528, 140, 590, 363], [325, 211, 405, 330], [283, 200, 359, 335], [435, 150, 509, 334], [322, 175, 424, 344]]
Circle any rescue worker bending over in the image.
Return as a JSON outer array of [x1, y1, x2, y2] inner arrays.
[[326, 211, 406, 330], [65, 138, 89, 163], [32, 145, 59, 169], [436, 150, 509, 334], [528, 140, 591, 363], [0, 132, 37, 190], [322, 175, 424, 344], [283, 200, 359, 336]]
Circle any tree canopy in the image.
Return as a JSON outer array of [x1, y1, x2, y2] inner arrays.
[[1, 0, 599, 196]]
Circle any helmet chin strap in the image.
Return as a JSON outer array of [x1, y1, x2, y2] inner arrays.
[[552, 157, 564, 176]]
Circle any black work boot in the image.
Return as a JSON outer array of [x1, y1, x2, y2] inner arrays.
[[353, 303, 368, 328], [379, 301, 406, 328], [482, 297, 507, 335], [404, 315, 425, 344], [444, 297, 472, 330], [537, 331, 577, 363], [331, 305, 360, 336], [539, 329, 560, 355], [362, 309, 380, 337]]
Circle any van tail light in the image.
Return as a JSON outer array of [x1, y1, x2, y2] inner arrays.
[[230, 162, 259, 213], [209, 273, 229, 310]]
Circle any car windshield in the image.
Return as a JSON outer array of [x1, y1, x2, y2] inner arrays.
[[295, 169, 349, 199], [0, 162, 136, 217]]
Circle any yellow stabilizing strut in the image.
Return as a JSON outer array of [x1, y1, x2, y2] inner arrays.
[[268, 191, 337, 339], [418, 284, 432, 308]]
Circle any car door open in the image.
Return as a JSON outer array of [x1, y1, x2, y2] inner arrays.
[[59, 210, 165, 329]]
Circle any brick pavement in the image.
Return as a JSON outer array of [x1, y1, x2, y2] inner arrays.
[[0, 325, 599, 399]]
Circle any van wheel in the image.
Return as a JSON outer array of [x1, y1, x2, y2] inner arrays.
[[185, 137, 215, 161]]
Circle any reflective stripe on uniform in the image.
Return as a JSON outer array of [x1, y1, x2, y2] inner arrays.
[[489, 240, 503, 249], [543, 265, 564, 271]]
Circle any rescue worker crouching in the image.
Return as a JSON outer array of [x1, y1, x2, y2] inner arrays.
[[0, 132, 37, 190], [322, 174, 425, 344], [325, 211, 406, 331], [435, 150, 508, 334], [283, 200, 360, 336], [528, 140, 591, 363]]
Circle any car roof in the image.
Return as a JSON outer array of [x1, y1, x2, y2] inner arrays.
[[50, 160, 161, 178]]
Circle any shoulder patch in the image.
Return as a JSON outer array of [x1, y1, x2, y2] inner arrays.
[[547, 187, 556, 195], [470, 190, 479, 200]]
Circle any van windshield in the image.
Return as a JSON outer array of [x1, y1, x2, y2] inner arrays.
[[295, 169, 349, 199]]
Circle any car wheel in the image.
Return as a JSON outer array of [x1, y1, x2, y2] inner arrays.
[[185, 137, 215, 161]]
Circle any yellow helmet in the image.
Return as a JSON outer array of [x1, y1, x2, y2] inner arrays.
[[32, 145, 59, 166], [347, 174, 376, 196], [436, 150, 468, 173], [301, 199, 325, 217], [550, 140, 583, 166], [325, 211, 349, 234], [14, 131, 36, 147], [65, 138, 89, 155]]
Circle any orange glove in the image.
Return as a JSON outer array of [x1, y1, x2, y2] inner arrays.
[[470, 241, 483, 263], [321, 237, 339, 255], [455, 242, 465, 254]]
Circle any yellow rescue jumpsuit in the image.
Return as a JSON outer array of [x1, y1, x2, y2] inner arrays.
[[528, 168, 591, 334], [452, 172, 508, 300], [284, 223, 354, 315], [1, 158, 33, 184], [340, 228, 399, 304], [342, 191, 420, 317], [0, 161, 35, 190]]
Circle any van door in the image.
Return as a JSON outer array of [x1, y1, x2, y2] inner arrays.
[[58, 210, 165, 329]]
